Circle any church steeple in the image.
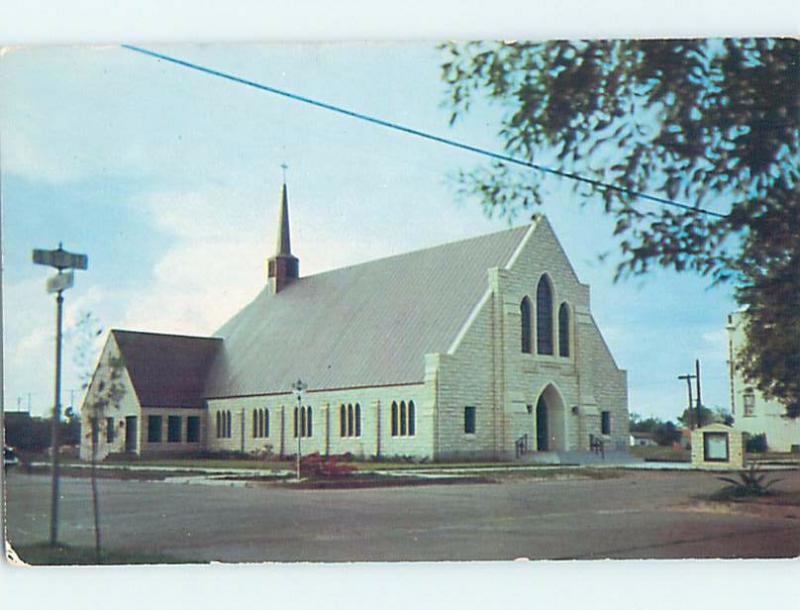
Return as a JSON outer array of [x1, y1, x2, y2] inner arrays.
[[267, 177, 299, 293]]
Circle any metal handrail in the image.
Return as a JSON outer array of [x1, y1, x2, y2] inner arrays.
[[515, 433, 529, 459]]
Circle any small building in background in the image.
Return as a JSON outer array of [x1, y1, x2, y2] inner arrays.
[[629, 431, 658, 447], [727, 312, 800, 453]]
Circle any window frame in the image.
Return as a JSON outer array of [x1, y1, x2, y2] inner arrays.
[[147, 415, 163, 443], [187, 416, 201, 443], [558, 302, 570, 358], [464, 406, 476, 435], [536, 275, 554, 355], [167, 415, 182, 443], [601, 411, 611, 435], [520, 296, 532, 354]]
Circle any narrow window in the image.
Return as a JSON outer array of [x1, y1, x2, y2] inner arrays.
[[601, 411, 611, 435], [743, 389, 756, 416], [226, 411, 232, 438], [294, 407, 299, 438], [340, 404, 347, 437], [391, 401, 398, 437], [253, 410, 258, 438], [408, 400, 415, 436], [216, 411, 221, 438], [306, 406, 313, 437], [355, 403, 361, 437], [264, 408, 270, 437], [106, 417, 115, 443], [347, 403, 354, 437], [558, 302, 570, 357], [400, 401, 407, 436], [187, 416, 201, 443], [464, 406, 476, 434], [168, 415, 181, 443], [147, 415, 162, 443], [520, 297, 532, 354], [536, 276, 554, 355]]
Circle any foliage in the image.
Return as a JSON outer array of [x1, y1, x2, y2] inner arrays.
[[677, 405, 714, 429], [4, 415, 80, 452], [745, 432, 768, 453], [75, 312, 127, 563], [713, 462, 782, 499], [440, 38, 800, 416], [628, 413, 682, 446]]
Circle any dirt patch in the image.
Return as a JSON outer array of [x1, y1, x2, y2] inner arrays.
[[681, 496, 800, 520]]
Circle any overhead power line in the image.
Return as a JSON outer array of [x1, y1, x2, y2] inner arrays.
[[122, 44, 728, 219]]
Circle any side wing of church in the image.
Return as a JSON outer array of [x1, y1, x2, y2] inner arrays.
[[81, 184, 628, 462]]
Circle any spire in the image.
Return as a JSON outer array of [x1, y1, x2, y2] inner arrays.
[[276, 182, 292, 256], [267, 170, 299, 293]]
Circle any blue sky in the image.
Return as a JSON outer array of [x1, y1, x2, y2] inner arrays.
[[1, 43, 737, 421]]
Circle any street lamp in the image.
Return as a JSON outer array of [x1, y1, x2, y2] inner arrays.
[[33, 244, 88, 546], [291, 378, 307, 482]]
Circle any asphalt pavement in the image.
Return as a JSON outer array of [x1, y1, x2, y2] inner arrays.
[[4, 469, 800, 562]]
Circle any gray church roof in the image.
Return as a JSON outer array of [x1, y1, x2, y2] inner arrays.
[[112, 330, 222, 408], [204, 224, 531, 398]]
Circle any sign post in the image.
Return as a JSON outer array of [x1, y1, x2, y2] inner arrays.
[[33, 244, 88, 546], [291, 379, 307, 482]]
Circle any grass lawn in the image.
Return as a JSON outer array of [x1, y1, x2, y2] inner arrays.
[[10, 543, 190, 566], [630, 445, 690, 462]]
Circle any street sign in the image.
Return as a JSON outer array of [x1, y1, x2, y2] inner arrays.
[[33, 247, 88, 271], [46, 271, 74, 294]]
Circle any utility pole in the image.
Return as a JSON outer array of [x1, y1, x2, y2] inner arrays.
[[695, 359, 703, 427], [678, 372, 697, 429], [33, 244, 88, 546]]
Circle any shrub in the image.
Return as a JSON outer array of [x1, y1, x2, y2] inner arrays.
[[300, 453, 356, 478], [713, 463, 782, 500], [745, 433, 768, 453]]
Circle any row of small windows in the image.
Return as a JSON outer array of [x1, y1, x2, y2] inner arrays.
[[340, 403, 362, 437], [211, 401, 417, 441], [144, 415, 201, 443], [520, 276, 571, 358], [253, 408, 270, 438], [293, 406, 313, 438], [390, 400, 415, 437], [216, 410, 232, 438]]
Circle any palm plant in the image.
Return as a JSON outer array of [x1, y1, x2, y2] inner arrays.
[[716, 463, 783, 498]]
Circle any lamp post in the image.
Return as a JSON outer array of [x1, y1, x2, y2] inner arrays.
[[33, 244, 88, 546], [291, 378, 307, 482]]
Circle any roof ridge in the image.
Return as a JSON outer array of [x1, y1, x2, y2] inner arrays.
[[300, 222, 531, 282]]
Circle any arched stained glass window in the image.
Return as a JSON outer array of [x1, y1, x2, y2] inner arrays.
[[558, 302, 570, 357], [520, 297, 532, 353], [391, 401, 398, 437], [536, 276, 554, 355], [355, 403, 361, 437], [408, 400, 415, 436], [340, 404, 347, 437]]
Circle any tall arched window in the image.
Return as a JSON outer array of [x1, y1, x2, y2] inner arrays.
[[216, 411, 222, 438], [400, 401, 407, 436], [391, 401, 398, 436], [520, 297, 532, 354], [225, 411, 232, 438], [340, 404, 347, 437], [355, 403, 361, 437], [263, 409, 270, 437], [407, 400, 415, 436], [306, 406, 313, 437], [293, 406, 299, 438], [558, 302, 570, 357], [536, 276, 554, 355], [347, 403, 354, 436], [252, 410, 258, 438]]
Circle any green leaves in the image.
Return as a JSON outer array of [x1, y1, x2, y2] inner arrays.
[[440, 38, 800, 416]]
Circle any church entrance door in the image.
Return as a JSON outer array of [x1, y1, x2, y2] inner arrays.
[[536, 397, 548, 451]]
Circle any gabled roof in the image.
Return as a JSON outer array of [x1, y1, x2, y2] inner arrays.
[[112, 330, 222, 408], [204, 223, 532, 398]]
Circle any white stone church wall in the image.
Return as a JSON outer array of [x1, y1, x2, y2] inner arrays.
[[206, 382, 434, 460]]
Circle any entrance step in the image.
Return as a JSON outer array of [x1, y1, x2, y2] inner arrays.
[[517, 450, 644, 466]]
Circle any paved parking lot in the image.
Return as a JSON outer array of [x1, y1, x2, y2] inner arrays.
[[4, 469, 800, 562]]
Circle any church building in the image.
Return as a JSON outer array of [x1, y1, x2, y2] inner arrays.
[[80, 183, 629, 462]]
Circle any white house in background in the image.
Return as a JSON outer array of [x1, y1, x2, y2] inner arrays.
[[81, 182, 629, 462], [726, 312, 800, 453]]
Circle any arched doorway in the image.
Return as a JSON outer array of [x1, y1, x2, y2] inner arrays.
[[534, 384, 566, 451]]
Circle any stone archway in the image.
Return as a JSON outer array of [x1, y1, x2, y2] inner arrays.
[[535, 384, 566, 451]]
